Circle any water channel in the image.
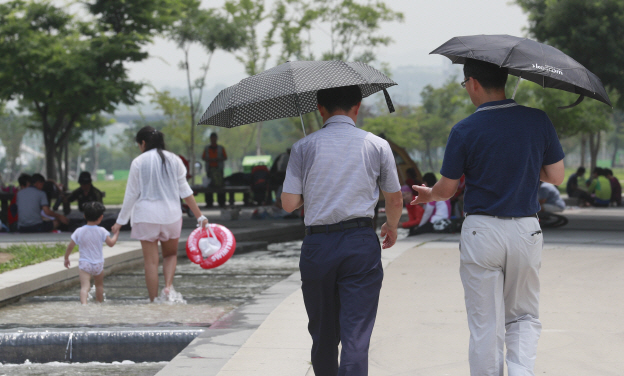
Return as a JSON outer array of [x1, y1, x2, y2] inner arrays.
[[0, 240, 303, 376]]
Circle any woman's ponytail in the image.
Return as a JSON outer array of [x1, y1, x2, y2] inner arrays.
[[136, 126, 168, 173]]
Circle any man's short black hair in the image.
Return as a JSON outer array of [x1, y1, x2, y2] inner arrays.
[[210, 132, 218, 138], [422, 172, 438, 187], [605, 169, 614, 176], [83, 202, 106, 221], [316, 85, 362, 113], [593, 167, 604, 176], [463, 59, 508, 90], [18, 173, 31, 187], [576, 166, 586, 175], [30, 173, 45, 185]]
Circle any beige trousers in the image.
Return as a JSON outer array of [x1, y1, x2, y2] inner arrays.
[[460, 215, 543, 376]]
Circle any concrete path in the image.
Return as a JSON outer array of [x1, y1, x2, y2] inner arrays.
[[159, 207, 624, 376]]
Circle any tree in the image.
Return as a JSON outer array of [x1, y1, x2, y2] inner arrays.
[[170, 0, 245, 177], [516, 0, 624, 107], [510, 79, 616, 168], [515, 0, 623, 167], [0, 0, 179, 182], [314, 0, 404, 63]]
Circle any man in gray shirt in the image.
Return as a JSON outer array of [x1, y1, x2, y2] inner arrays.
[[17, 174, 68, 232], [282, 85, 403, 376]]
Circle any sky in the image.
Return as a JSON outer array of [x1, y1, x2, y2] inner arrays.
[[123, 0, 530, 104]]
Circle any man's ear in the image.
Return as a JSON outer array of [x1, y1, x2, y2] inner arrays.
[[317, 104, 326, 117], [353, 102, 362, 116]]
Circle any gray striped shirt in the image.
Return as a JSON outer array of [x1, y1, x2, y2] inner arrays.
[[283, 115, 401, 226]]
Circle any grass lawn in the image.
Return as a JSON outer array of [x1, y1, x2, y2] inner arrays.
[[0, 243, 72, 274], [67, 180, 247, 205]]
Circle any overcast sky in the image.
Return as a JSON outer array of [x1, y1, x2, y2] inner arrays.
[[126, 0, 529, 93]]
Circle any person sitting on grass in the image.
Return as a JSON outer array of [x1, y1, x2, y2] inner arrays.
[[16, 173, 68, 233], [408, 172, 451, 236], [605, 169, 622, 207], [64, 202, 119, 305], [64, 171, 103, 213], [587, 167, 612, 207]]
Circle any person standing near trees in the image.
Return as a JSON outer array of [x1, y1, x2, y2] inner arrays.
[[411, 59, 565, 376], [111, 126, 207, 302], [281, 85, 403, 376], [202, 132, 227, 208]]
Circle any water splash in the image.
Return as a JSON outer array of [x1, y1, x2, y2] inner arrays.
[[87, 285, 106, 302], [154, 286, 186, 304], [64, 332, 73, 360]]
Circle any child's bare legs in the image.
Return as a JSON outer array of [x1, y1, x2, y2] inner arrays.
[[78, 269, 92, 305], [93, 272, 104, 303], [141, 240, 160, 302], [161, 238, 179, 293]]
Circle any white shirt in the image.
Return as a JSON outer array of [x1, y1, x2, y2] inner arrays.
[[71, 225, 110, 263], [116, 149, 194, 226]]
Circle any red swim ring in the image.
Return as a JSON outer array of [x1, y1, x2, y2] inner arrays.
[[186, 224, 236, 269]]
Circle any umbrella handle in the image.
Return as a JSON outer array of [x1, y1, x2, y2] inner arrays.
[[558, 94, 585, 109], [294, 94, 306, 136], [383, 89, 395, 113], [511, 77, 522, 100]]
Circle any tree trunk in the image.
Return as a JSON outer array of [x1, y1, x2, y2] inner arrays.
[[44, 136, 58, 181], [588, 132, 601, 170], [256, 122, 263, 155], [612, 121, 621, 168], [580, 134, 587, 167]]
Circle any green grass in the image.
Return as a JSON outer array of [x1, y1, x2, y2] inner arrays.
[[67, 180, 248, 205], [0, 243, 72, 274], [67, 180, 128, 205]]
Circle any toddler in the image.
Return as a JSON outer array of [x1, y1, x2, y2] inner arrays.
[[64, 202, 119, 304]]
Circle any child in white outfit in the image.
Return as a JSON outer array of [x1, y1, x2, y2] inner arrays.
[[64, 202, 119, 304]]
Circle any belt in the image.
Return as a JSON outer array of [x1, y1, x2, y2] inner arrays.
[[466, 212, 538, 220], [305, 217, 373, 236]]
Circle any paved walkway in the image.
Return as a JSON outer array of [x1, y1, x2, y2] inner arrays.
[[158, 207, 624, 376]]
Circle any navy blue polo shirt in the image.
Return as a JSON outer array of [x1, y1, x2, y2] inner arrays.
[[440, 99, 564, 217]]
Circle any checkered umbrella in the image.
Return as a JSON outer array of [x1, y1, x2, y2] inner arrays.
[[198, 60, 397, 135], [430, 34, 611, 108]]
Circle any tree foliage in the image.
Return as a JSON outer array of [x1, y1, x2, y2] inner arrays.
[[0, 0, 180, 182], [0, 109, 30, 182], [515, 0, 624, 107]]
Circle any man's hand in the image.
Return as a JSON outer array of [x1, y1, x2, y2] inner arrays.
[[410, 184, 433, 205], [58, 215, 69, 225], [380, 222, 397, 249], [111, 223, 122, 234], [64, 257, 70, 268]]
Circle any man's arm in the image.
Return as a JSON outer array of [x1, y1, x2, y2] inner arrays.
[[411, 176, 460, 205], [281, 192, 304, 213], [540, 160, 565, 185], [380, 190, 403, 249], [42, 205, 68, 224]]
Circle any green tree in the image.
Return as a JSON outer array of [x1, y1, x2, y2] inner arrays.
[[515, 0, 623, 167], [170, 0, 245, 177], [0, 0, 179, 182], [515, 0, 624, 106]]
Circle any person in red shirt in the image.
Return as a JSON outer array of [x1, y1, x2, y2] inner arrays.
[[201, 133, 227, 207], [8, 173, 31, 230]]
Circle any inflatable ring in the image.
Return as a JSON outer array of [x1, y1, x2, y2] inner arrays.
[[186, 224, 236, 269]]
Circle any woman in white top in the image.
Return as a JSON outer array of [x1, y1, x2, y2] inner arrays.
[[111, 127, 207, 302]]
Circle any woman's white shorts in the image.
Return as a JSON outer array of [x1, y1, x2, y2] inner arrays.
[[131, 218, 183, 242]]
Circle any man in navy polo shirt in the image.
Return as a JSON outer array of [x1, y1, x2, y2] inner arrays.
[[282, 85, 403, 376], [412, 59, 565, 376]]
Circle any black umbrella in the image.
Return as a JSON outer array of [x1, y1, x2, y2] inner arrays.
[[198, 60, 397, 135], [430, 34, 611, 108]]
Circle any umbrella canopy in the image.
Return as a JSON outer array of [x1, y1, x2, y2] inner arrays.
[[198, 60, 397, 130], [430, 34, 611, 107]]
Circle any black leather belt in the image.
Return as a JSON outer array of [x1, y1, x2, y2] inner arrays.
[[305, 217, 373, 236], [466, 212, 538, 220]]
